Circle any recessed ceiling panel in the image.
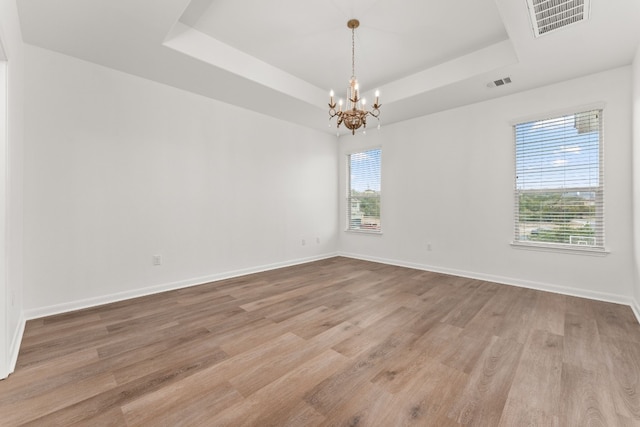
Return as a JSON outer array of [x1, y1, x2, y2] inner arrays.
[[179, 0, 509, 91]]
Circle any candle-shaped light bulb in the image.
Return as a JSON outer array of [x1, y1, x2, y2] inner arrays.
[[330, 90, 334, 104], [375, 90, 380, 104], [338, 99, 343, 111], [362, 98, 366, 107]]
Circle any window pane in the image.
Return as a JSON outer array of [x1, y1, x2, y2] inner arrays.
[[514, 110, 604, 249], [348, 149, 381, 232]]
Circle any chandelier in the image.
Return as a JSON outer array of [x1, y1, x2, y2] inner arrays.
[[328, 19, 381, 135]]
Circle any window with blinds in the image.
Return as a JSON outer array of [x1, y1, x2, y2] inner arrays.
[[514, 109, 604, 251], [347, 148, 381, 232]]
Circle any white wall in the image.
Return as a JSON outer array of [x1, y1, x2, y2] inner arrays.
[[0, 0, 25, 379], [633, 44, 640, 315], [23, 45, 338, 317], [14, 35, 640, 358], [340, 66, 635, 304]]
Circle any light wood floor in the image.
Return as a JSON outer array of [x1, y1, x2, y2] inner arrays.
[[2, 257, 640, 426]]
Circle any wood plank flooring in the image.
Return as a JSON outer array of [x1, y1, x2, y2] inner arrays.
[[2, 256, 640, 426]]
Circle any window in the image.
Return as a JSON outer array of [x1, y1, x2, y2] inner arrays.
[[347, 148, 381, 232], [514, 109, 604, 251]]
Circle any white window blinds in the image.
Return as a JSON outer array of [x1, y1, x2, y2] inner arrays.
[[347, 148, 381, 232], [514, 109, 604, 250]]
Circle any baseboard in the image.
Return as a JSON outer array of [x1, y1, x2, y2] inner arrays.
[[338, 252, 637, 310], [21, 250, 640, 325], [8, 313, 26, 375], [24, 252, 339, 320], [631, 298, 640, 325], [2, 313, 26, 379]]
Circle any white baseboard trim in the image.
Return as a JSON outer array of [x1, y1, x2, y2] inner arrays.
[[338, 252, 639, 312], [24, 253, 338, 320], [20, 250, 640, 327], [631, 298, 640, 325], [8, 313, 26, 375]]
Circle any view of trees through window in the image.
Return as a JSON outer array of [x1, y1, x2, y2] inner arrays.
[[518, 191, 596, 245]]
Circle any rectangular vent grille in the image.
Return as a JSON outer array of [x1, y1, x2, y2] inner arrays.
[[487, 77, 512, 88], [526, 0, 591, 37]]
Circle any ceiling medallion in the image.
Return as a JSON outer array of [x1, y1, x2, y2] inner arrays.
[[328, 19, 381, 136]]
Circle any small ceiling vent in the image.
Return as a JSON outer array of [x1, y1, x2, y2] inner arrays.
[[487, 77, 512, 88], [526, 0, 591, 37]]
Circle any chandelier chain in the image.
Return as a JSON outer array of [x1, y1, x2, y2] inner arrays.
[[351, 26, 355, 77]]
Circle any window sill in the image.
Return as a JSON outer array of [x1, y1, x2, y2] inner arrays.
[[510, 241, 609, 256], [345, 229, 383, 236]]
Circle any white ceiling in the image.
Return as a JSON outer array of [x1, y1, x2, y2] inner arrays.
[[16, 0, 640, 135]]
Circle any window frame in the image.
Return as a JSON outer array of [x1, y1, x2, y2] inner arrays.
[[346, 147, 382, 234], [511, 106, 607, 255]]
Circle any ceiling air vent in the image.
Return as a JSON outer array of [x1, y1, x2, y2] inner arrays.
[[526, 0, 591, 37], [487, 77, 512, 88]]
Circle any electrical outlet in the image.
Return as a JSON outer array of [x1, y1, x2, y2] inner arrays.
[[152, 255, 162, 266]]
